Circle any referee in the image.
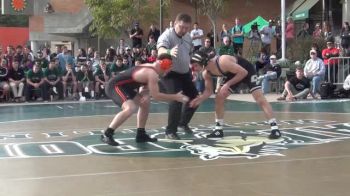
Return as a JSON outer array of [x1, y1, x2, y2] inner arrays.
[[157, 13, 198, 140]]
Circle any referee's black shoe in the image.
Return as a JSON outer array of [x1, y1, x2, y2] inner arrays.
[[136, 133, 158, 143], [206, 129, 224, 138], [165, 132, 181, 140], [101, 133, 119, 146], [178, 125, 193, 134]]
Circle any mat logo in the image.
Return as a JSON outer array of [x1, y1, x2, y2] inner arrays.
[[181, 136, 286, 160]]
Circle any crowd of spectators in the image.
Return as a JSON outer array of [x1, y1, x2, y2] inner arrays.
[[1, 18, 350, 104]]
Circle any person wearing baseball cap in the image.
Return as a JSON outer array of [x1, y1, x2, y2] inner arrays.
[[304, 49, 325, 99]]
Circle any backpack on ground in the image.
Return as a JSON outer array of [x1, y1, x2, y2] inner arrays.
[[320, 82, 336, 99]]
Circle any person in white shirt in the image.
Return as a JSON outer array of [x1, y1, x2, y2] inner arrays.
[[259, 20, 275, 54], [304, 49, 325, 99], [190, 22, 204, 51], [343, 74, 350, 90]]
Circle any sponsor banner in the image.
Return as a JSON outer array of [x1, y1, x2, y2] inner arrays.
[[1, 0, 34, 15]]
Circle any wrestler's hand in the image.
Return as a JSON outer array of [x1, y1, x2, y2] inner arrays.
[[189, 97, 201, 108], [175, 91, 189, 103], [217, 84, 231, 97]]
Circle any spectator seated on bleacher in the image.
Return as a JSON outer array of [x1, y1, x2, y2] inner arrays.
[[94, 58, 111, 99], [277, 66, 310, 101], [25, 63, 46, 102], [304, 49, 325, 99], [77, 63, 94, 101], [43, 59, 64, 101], [257, 55, 282, 94], [0, 58, 10, 101], [255, 48, 269, 75], [62, 63, 78, 99], [8, 60, 25, 102]]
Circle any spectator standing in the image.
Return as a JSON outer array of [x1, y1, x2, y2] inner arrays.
[[259, 20, 275, 55], [322, 37, 340, 83], [286, 17, 295, 47], [129, 22, 144, 48], [275, 20, 282, 56], [57, 46, 75, 72], [297, 22, 311, 39], [220, 24, 231, 44], [340, 22, 350, 56], [148, 24, 161, 42], [322, 21, 332, 40], [116, 39, 129, 56], [231, 17, 244, 55], [312, 23, 323, 39], [190, 22, 204, 51]]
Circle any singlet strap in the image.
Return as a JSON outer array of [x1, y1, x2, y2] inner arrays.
[[215, 56, 225, 75]]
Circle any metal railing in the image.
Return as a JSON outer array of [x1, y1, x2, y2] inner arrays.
[[327, 57, 350, 86]]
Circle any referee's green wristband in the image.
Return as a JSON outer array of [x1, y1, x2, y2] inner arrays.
[[167, 49, 171, 55]]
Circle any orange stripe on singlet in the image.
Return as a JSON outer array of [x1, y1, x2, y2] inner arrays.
[[114, 85, 127, 102]]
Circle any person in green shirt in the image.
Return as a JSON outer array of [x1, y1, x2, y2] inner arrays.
[[25, 63, 45, 101], [94, 58, 111, 99], [35, 50, 49, 71], [62, 63, 78, 99], [77, 63, 94, 100], [218, 36, 235, 56], [43, 59, 63, 101], [110, 56, 126, 77]]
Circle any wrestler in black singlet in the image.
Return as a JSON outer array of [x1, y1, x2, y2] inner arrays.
[[213, 55, 261, 93]]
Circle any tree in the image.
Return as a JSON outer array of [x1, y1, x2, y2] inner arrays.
[[190, 0, 229, 48], [85, 0, 170, 39]]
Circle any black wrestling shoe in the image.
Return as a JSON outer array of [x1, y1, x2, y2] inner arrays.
[[165, 132, 181, 140], [269, 129, 282, 139], [101, 133, 119, 146], [178, 125, 193, 134], [206, 129, 224, 138], [136, 134, 158, 143]]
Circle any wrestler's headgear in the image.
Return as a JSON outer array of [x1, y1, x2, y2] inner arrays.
[[191, 51, 209, 67], [157, 53, 173, 71]]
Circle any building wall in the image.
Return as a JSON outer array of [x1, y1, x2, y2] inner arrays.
[[0, 27, 29, 51]]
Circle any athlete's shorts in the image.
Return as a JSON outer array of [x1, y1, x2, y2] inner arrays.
[[105, 77, 138, 107], [222, 72, 261, 93]]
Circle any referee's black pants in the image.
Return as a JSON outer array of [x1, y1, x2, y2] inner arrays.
[[160, 71, 199, 134]]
